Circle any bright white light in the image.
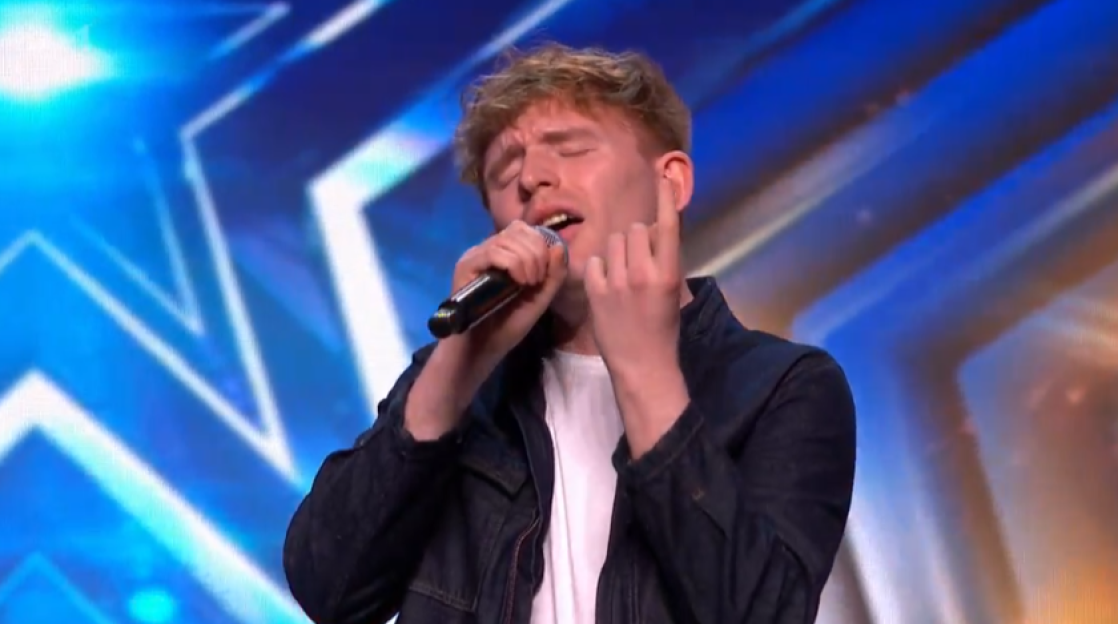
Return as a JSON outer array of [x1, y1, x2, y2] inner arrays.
[[0, 23, 109, 100]]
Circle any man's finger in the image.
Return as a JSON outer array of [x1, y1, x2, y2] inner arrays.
[[625, 223, 654, 283], [655, 175, 681, 271], [606, 232, 628, 287]]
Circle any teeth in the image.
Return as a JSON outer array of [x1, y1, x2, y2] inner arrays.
[[542, 213, 572, 228]]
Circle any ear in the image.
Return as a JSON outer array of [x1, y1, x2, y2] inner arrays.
[[655, 150, 694, 213]]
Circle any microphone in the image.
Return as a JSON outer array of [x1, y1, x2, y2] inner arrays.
[[428, 226, 567, 339]]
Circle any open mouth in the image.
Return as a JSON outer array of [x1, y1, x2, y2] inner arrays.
[[540, 212, 583, 232]]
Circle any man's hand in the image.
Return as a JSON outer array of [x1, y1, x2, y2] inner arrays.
[[406, 221, 568, 441], [585, 176, 690, 458]]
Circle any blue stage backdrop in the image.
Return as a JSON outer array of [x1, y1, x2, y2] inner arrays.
[[1, 0, 1116, 622]]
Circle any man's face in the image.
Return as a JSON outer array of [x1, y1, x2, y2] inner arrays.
[[481, 99, 672, 286]]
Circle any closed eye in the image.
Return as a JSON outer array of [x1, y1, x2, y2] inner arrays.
[[491, 163, 522, 189]]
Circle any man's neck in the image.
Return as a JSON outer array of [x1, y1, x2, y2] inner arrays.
[[550, 280, 694, 356], [553, 320, 600, 355]]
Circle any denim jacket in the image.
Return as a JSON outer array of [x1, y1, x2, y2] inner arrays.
[[283, 277, 857, 624]]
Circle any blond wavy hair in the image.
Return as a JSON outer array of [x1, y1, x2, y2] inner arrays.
[[453, 43, 691, 201]]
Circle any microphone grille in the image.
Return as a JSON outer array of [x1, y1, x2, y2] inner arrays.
[[533, 225, 569, 266]]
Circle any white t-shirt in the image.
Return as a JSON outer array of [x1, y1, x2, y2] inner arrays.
[[530, 350, 625, 624]]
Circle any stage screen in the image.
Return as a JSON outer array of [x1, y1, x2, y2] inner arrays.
[[0, 0, 1115, 622]]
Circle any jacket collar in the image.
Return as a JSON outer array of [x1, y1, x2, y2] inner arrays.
[[679, 276, 729, 353]]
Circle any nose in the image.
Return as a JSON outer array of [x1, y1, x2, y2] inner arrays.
[[517, 149, 557, 203]]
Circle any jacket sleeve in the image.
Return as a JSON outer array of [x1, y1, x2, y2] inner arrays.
[[282, 344, 466, 624], [616, 351, 857, 624]]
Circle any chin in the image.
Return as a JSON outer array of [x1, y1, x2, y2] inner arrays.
[[549, 287, 590, 323], [559, 272, 585, 295], [555, 269, 588, 298], [563, 256, 588, 282]]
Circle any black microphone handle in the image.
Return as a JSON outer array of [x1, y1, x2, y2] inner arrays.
[[427, 226, 565, 339], [427, 269, 522, 339]]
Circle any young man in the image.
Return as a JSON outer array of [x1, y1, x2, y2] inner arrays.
[[283, 44, 856, 624]]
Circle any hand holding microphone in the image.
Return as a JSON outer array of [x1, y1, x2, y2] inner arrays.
[[430, 220, 568, 360], [428, 222, 567, 341], [406, 222, 567, 441]]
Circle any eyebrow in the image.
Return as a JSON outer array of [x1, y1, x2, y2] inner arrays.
[[484, 127, 597, 184]]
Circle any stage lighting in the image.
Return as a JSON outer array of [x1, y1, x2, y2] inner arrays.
[[0, 22, 109, 101]]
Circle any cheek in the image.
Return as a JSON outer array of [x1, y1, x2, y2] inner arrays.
[[486, 202, 522, 232], [589, 164, 657, 227], [564, 228, 608, 272]]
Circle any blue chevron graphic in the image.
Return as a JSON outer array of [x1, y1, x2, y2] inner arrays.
[[2, 1, 287, 325], [0, 555, 115, 624], [0, 2, 397, 619], [0, 1, 302, 478], [184, 0, 404, 421], [0, 373, 307, 623]]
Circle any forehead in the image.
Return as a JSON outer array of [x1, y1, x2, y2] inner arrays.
[[484, 100, 638, 159]]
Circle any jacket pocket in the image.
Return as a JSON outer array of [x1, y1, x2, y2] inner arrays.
[[395, 590, 479, 623], [405, 425, 529, 614], [458, 425, 529, 497]]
